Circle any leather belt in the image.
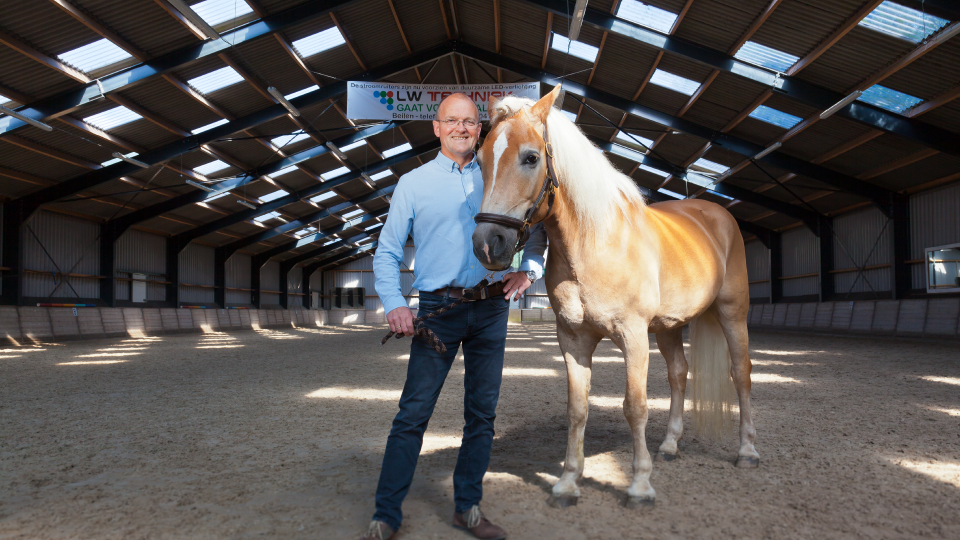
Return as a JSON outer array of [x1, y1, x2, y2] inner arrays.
[[426, 281, 507, 301]]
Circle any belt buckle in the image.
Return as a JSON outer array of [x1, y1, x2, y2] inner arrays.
[[462, 287, 480, 302]]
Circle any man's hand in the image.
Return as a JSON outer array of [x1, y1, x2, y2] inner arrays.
[[502, 271, 533, 302], [387, 306, 415, 336]]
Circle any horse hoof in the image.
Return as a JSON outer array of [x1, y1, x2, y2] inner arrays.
[[656, 451, 679, 462], [547, 494, 579, 508], [736, 456, 760, 468], [625, 496, 655, 509]]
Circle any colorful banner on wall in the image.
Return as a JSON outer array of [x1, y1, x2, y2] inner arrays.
[[346, 82, 541, 121]]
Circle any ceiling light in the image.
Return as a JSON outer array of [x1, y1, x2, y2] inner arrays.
[[820, 91, 863, 119], [268, 86, 300, 117], [237, 199, 257, 209], [325, 141, 349, 160], [360, 173, 377, 190], [753, 142, 781, 160], [112, 151, 149, 168], [166, 0, 221, 40], [186, 179, 215, 192], [0, 105, 53, 131]]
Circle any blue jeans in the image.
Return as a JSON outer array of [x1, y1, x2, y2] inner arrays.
[[373, 292, 510, 530]]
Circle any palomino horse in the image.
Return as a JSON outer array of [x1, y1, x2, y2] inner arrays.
[[472, 86, 758, 508]]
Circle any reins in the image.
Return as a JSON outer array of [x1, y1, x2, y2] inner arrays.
[[474, 122, 560, 255]]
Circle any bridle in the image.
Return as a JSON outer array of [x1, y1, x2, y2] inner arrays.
[[474, 122, 559, 254]]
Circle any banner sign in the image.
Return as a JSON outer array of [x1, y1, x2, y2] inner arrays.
[[346, 82, 541, 121]]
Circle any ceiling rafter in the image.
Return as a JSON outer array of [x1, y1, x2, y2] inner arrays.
[[152, 0, 210, 40], [329, 12, 367, 71], [386, 0, 422, 82], [0, 27, 90, 83], [48, 0, 147, 61]]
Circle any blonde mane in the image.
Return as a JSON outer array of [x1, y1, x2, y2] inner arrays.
[[494, 96, 646, 238]]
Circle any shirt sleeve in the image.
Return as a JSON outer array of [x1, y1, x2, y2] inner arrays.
[[518, 222, 547, 280], [374, 176, 414, 315]]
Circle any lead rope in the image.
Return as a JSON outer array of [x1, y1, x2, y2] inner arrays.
[[380, 277, 492, 354]]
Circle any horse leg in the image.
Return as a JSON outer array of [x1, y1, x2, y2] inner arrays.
[[548, 325, 601, 508], [613, 324, 656, 507], [655, 328, 687, 461], [716, 305, 759, 468]]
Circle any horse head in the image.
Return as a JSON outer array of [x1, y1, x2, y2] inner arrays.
[[472, 85, 562, 271]]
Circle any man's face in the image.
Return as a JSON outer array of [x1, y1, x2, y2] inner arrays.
[[432, 97, 481, 158]]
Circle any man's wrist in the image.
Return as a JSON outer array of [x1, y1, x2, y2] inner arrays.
[[524, 270, 537, 282]]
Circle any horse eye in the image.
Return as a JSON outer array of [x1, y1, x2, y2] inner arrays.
[[525, 154, 539, 165]]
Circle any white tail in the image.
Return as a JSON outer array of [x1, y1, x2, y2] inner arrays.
[[689, 306, 737, 439]]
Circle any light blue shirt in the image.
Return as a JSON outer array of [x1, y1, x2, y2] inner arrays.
[[374, 152, 547, 315]]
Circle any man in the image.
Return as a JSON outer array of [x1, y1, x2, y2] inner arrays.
[[363, 93, 546, 540]]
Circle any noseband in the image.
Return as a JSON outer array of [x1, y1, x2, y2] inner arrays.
[[474, 123, 559, 254]]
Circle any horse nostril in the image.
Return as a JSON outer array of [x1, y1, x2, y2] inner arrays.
[[492, 234, 505, 254]]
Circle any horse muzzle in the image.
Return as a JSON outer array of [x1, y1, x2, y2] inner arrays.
[[472, 222, 518, 271]]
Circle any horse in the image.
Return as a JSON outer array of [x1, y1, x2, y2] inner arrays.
[[471, 85, 758, 508]]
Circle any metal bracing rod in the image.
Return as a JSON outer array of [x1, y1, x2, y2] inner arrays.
[[0, 0, 364, 136], [8, 43, 455, 220], [517, 0, 960, 158], [455, 42, 898, 217]]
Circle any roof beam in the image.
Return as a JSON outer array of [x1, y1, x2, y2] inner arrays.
[[786, 0, 882, 75], [329, 12, 367, 71], [0, 28, 91, 83], [49, 0, 147, 61], [8, 43, 453, 220], [309, 241, 378, 272], [107, 93, 190, 137], [387, 0, 421, 81], [278, 214, 386, 267], [541, 11, 553, 69], [517, 0, 960, 158], [458, 42, 896, 215], [0, 0, 362, 135]]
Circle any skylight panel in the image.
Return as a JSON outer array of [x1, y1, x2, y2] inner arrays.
[[561, 110, 578, 123], [204, 190, 231, 201], [323, 238, 341, 246], [101, 152, 139, 167], [342, 208, 364, 219], [292, 27, 346, 58], [271, 165, 299, 177], [734, 41, 799, 72], [339, 140, 367, 152], [685, 173, 714, 188], [194, 160, 229, 175], [365, 222, 383, 231], [83, 106, 142, 130], [692, 158, 728, 174], [322, 166, 351, 179], [859, 1, 948, 43], [285, 85, 319, 100], [254, 211, 282, 222], [187, 66, 244, 94], [707, 190, 734, 200], [310, 191, 338, 203], [295, 226, 317, 238], [640, 164, 670, 178], [0, 93, 14, 107], [616, 0, 678, 34], [857, 84, 923, 114], [615, 131, 654, 149], [608, 144, 645, 163], [191, 118, 229, 134], [382, 142, 412, 158], [259, 189, 288, 203], [271, 132, 311, 147], [57, 38, 132, 74], [190, 0, 254, 27], [748, 105, 802, 129], [649, 69, 700, 96], [551, 33, 599, 63], [658, 188, 683, 199], [369, 170, 393, 181]]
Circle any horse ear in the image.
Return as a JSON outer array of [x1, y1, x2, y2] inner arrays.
[[488, 95, 506, 127], [530, 85, 562, 124]]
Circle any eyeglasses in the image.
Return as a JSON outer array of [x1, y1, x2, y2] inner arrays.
[[439, 118, 479, 128]]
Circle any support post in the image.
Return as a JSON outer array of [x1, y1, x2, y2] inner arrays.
[[279, 262, 291, 309], [818, 215, 834, 302], [100, 224, 117, 307], [1, 202, 23, 305], [769, 231, 783, 304], [891, 194, 911, 299], [165, 238, 180, 308], [214, 247, 226, 308], [251, 255, 263, 308]]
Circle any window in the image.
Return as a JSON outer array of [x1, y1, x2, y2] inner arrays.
[[194, 159, 230, 175], [560, 110, 578, 123], [323, 238, 341, 246], [58, 38, 132, 74], [191, 118, 229, 134], [187, 66, 244, 94], [748, 105, 802, 129], [658, 188, 684, 199], [734, 41, 799, 73], [640, 164, 670, 178], [692, 158, 728, 174], [101, 152, 139, 167], [382, 142, 412, 158], [649, 69, 700, 95], [83, 106, 142, 130], [292, 27, 346, 58], [259, 189, 287, 203], [615, 131, 654, 149], [190, 0, 255, 28], [608, 144, 645, 163], [204, 190, 231, 201], [551, 33, 599, 63], [859, 1, 949, 43], [616, 0, 677, 33], [285, 85, 319, 100], [0, 93, 16, 107], [369, 169, 393, 181], [254, 211, 282, 222], [684, 172, 714, 188], [858, 84, 923, 114], [271, 132, 311, 147], [322, 166, 350, 179], [310, 191, 338, 203], [365, 222, 383, 231], [339, 140, 367, 152], [271, 164, 299, 177], [294, 226, 317, 238], [342, 208, 364, 219]]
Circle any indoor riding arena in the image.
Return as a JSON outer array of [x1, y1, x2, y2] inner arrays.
[[1, 1, 959, 539]]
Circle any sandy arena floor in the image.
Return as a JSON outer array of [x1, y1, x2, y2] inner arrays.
[[1, 323, 959, 539]]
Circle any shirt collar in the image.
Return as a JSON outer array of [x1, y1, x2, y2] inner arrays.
[[434, 151, 477, 173]]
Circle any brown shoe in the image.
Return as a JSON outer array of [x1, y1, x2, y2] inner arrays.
[[452, 505, 507, 540], [360, 520, 396, 540]]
